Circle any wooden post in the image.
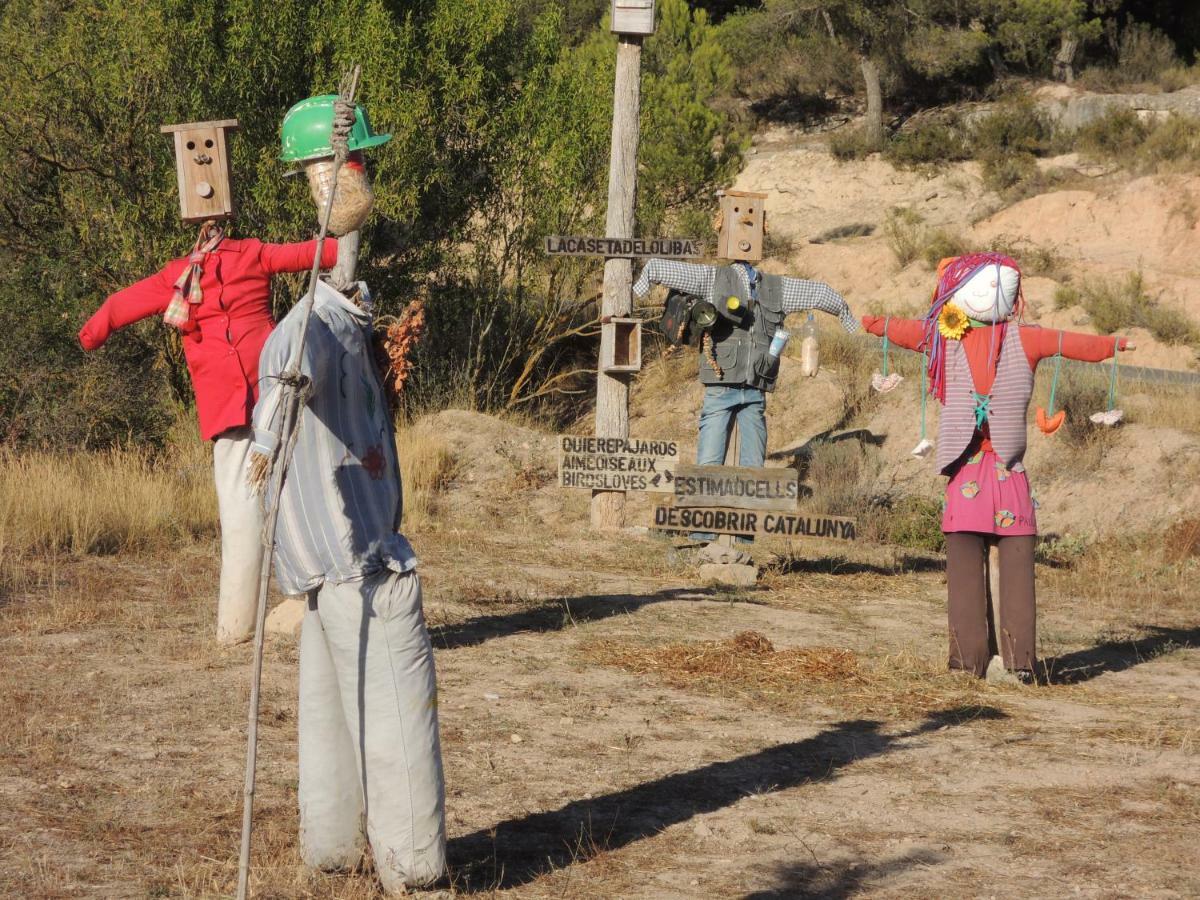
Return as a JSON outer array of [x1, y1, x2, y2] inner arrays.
[[328, 229, 360, 292], [591, 34, 644, 530]]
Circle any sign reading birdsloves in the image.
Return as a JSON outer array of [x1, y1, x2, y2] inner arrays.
[[672, 464, 800, 512], [557, 436, 680, 493], [544, 236, 704, 259], [652, 506, 858, 541]]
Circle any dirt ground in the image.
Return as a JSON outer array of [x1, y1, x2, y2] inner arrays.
[[2, 511, 1197, 899]]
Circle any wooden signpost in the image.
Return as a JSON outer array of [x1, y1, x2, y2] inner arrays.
[[652, 506, 858, 541], [557, 436, 679, 493], [673, 464, 800, 511], [653, 460, 857, 542]]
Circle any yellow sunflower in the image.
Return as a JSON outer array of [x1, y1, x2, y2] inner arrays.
[[938, 302, 970, 340]]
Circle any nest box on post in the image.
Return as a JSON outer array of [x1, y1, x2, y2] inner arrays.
[[600, 317, 643, 374], [160, 119, 239, 223], [717, 190, 767, 263], [611, 0, 655, 35]]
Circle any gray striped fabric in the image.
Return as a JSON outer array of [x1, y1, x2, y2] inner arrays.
[[632, 259, 860, 333], [936, 325, 1033, 475], [252, 281, 416, 596]]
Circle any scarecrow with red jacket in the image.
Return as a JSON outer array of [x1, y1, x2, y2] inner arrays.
[[863, 253, 1134, 683], [79, 120, 338, 644]]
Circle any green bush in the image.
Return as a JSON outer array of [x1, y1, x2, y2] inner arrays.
[[987, 235, 1065, 280], [1079, 272, 1199, 345], [1053, 284, 1082, 310], [980, 149, 1040, 194], [1140, 114, 1200, 165], [883, 207, 926, 267], [922, 229, 971, 270], [969, 95, 1060, 158], [1075, 107, 1152, 162], [880, 496, 946, 554], [829, 126, 881, 161], [884, 116, 971, 168]]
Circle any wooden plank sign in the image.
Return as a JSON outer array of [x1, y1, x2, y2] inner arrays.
[[544, 236, 704, 259], [558, 436, 679, 493], [653, 506, 858, 542], [673, 464, 800, 511]]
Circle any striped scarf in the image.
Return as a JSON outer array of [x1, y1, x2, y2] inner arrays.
[[922, 252, 1022, 404], [163, 222, 224, 331]]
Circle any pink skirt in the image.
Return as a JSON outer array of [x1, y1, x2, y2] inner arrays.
[[942, 449, 1038, 536]]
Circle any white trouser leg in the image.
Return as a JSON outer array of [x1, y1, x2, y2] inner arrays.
[[298, 597, 368, 868], [317, 571, 447, 891], [211, 426, 265, 644]]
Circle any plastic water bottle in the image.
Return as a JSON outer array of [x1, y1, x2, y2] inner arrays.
[[800, 312, 819, 377], [768, 328, 790, 358]]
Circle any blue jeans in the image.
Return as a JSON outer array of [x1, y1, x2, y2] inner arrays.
[[692, 386, 768, 542]]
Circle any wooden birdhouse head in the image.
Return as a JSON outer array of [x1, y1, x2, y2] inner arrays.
[[160, 119, 239, 223], [716, 190, 767, 262]]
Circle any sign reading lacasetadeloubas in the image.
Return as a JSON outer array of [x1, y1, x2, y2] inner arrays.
[[557, 436, 680, 493], [544, 236, 704, 259]]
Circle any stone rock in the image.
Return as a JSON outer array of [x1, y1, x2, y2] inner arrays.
[[985, 655, 1020, 685], [265, 597, 307, 639], [699, 563, 758, 588], [698, 541, 753, 565]]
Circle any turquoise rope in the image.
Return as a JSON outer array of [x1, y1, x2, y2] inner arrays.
[[972, 392, 991, 429], [1047, 330, 1064, 416], [919, 350, 928, 439], [1107, 336, 1121, 411], [881, 317, 891, 376]]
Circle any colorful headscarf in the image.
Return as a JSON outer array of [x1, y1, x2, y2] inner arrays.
[[922, 252, 1023, 403], [163, 221, 224, 332]]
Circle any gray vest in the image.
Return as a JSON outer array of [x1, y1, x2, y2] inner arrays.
[[698, 265, 786, 392], [936, 324, 1033, 475]]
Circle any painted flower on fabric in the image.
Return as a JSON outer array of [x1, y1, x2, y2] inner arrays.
[[938, 302, 970, 340], [968, 449, 985, 466], [960, 480, 980, 499], [994, 461, 1010, 482], [362, 444, 387, 481], [994, 509, 1016, 528]]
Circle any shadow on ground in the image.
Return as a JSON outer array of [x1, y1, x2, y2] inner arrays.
[[448, 706, 1004, 892], [1041, 624, 1200, 685], [743, 850, 944, 899], [430, 588, 738, 650], [766, 553, 944, 576]]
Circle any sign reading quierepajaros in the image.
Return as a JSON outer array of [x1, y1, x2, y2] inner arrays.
[[673, 464, 800, 512], [557, 436, 680, 493], [652, 506, 858, 541]]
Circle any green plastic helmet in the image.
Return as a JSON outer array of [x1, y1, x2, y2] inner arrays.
[[279, 94, 391, 163]]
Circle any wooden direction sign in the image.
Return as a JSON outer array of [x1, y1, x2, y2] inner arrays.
[[544, 235, 704, 259], [557, 435, 679, 493], [652, 506, 858, 542], [673, 464, 800, 512]]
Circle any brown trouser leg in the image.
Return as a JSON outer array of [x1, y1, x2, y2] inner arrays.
[[947, 533, 990, 677], [997, 534, 1037, 672], [947, 532, 1037, 677]]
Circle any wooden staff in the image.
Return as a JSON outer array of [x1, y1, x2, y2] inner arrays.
[[236, 65, 360, 900]]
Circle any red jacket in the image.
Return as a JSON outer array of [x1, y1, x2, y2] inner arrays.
[[80, 237, 338, 440]]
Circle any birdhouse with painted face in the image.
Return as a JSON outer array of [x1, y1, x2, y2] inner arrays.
[[717, 190, 767, 263], [160, 119, 239, 223]]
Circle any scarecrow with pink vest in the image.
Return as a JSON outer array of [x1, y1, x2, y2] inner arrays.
[[863, 252, 1134, 683]]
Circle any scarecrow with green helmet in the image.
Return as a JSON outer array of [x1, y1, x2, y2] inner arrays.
[[249, 94, 448, 894]]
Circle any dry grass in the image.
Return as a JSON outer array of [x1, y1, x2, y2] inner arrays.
[[0, 437, 217, 561], [395, 420, 457, 530], [583, 631, 1007, 719]]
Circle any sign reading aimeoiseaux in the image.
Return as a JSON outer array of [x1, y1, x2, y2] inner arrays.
[[557, 436, 680, 493]]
